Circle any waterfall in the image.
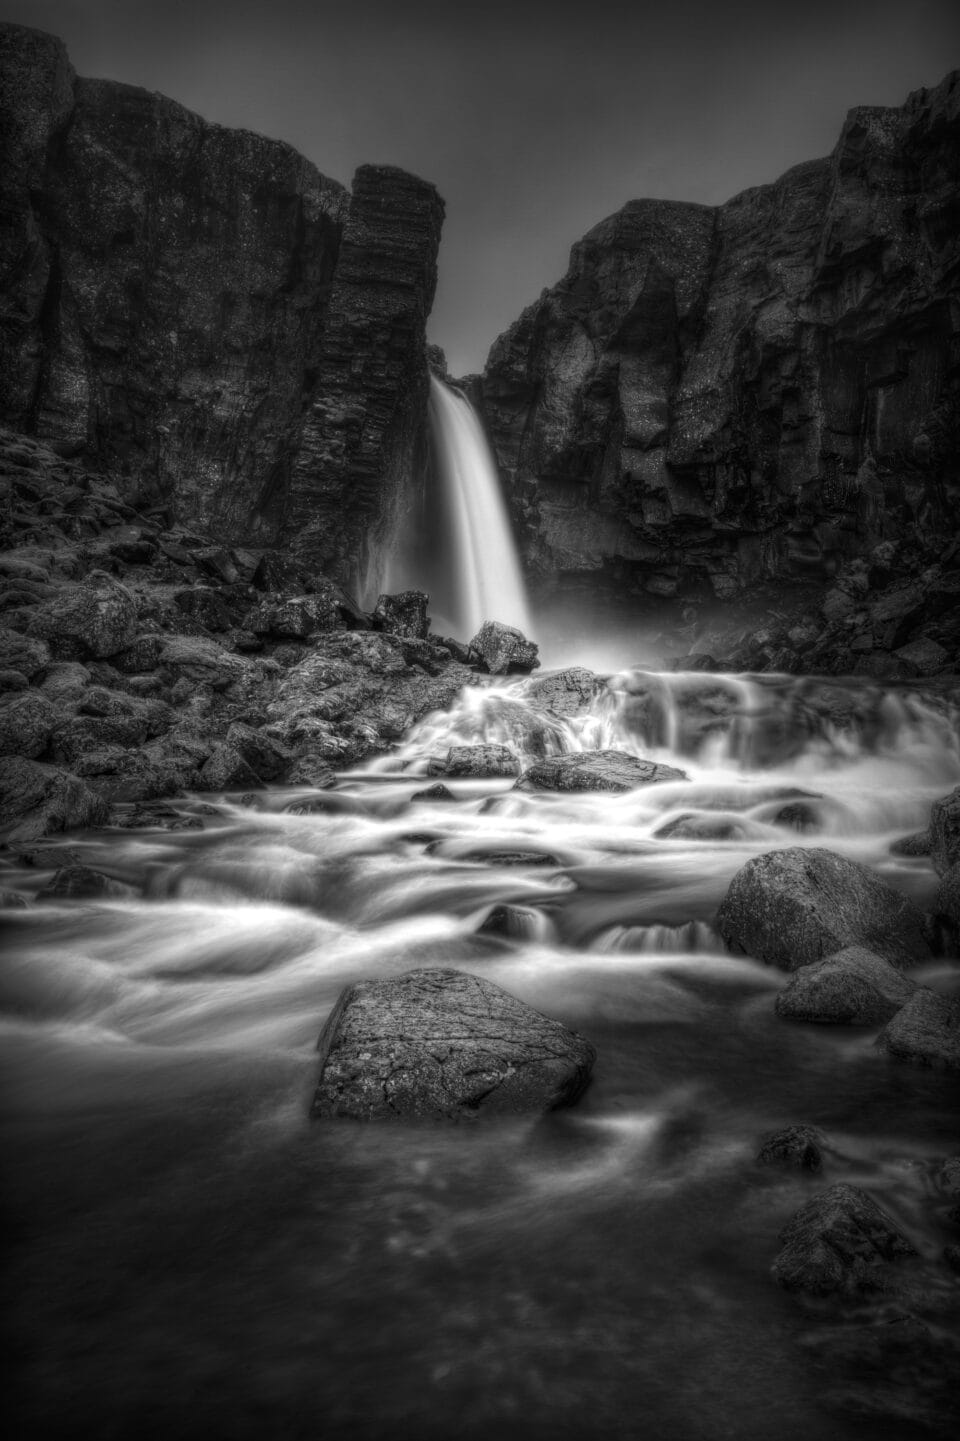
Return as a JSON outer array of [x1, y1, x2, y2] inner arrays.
[[389, 376, 532, 641]]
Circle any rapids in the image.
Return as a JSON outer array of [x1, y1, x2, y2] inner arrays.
[[3, 667, 960, 1440]]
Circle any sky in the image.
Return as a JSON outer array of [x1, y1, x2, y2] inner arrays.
[[3, 0, 958, 374]]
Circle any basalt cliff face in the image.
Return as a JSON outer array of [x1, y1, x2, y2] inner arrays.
[[481, 71, 960, 610], [0, 24, 443, 602]]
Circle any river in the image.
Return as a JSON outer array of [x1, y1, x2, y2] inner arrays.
[[3, 667, 959, 1439]]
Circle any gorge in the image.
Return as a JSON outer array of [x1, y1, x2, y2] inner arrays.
[[1, 19, 959, 1441]]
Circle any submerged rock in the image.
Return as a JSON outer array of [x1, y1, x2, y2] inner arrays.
[[758, 1124, 826, 1172], [716, 848, 931, 972], [880, 990, 960, 1071], [772, 1183, 917, 1296], [38, 864, 128, 900], [515, 750, 687, 793], [311, 967, 596, 1120], [469, 621, 539, 675], [477, 905, 545, 939], [775, 946, 916, 1025]]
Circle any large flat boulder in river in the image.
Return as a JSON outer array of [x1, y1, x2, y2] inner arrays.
[[515, 750, 687, 793], [311, 967, 596, 1120], [716, 848, 931, 972]]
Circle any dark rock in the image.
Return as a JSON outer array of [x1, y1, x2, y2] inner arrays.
[[223, 722, 289, 782], [196, 743, 262, 792], [462, 850, 560, 867], [373, 591, 430, 639], [775, 946, 917, 1024], [935, 862, 960, 932], [515, 750, 687, 793], [758, 1124, 826, 1172], [245, 591, 343, 640], [654, 812, 744, 841], [284, 754, 337, 788], [38, 864, 127, 900], [0, 669, 28, 691], [891, 829, 932, 857], [430, 744, 519, 779], [173, 587, 231, 633], [411, 782, 455, 801], [945, 1245, 960, 1273], [773, 801, 820, 832], [0, 628, 49, 678], [771, 1183, 917, 1295], [0, 690, 59, 757], [469, 621, 539, 675], [716, 848, 932, 971], [0, 755, 108, 839], [311, 967, 596, 1120], [26, 571, 137, 658], [929, 785, 960, 876], [0, 887, 28, 908], [880, 990, 960, 1071], [477, 905, 544, 939]]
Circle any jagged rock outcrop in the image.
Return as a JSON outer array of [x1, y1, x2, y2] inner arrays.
[[0, 24, 443, 602], [481, 72, 960, 616]]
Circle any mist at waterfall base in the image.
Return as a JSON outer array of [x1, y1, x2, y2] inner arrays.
[[4, 660, 960, 1438]]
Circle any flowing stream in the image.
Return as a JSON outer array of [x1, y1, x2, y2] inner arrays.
[[3, 668, 960, 1439]]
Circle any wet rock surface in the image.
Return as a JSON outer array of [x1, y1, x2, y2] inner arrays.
[[757, 1125, 827, 1172], [469, 621, 540, 676], [881, 990, 960, 1071], [515, 750, 687, 793], [717, 847, 932, 971], [311, 967, 596, 1120]]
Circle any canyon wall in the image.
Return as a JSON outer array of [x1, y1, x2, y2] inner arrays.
[[481, 71, 960, 605], [0, 24, 443, 601]]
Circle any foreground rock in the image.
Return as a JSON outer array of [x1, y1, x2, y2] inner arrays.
[[717, 848, 931, 971], [880, 990, 960, 1071], [469, 621, 539, 676], [772, 1183, 917, 1295], [311, 967, 596, 1120], [429, 744, 519, 779], [775, 946, 916, 1025], [0, 756, 107, 841], [515, 750, 687, 793]]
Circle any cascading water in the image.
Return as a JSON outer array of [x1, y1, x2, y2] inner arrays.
[[4, 663, 959, 1439], [389, 376, 533, 640]]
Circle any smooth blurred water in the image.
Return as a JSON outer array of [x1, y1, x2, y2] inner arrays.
[[2, 669, 959, 1439]]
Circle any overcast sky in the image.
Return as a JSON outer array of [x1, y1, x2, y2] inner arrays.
[[4, 0, 958, 373]]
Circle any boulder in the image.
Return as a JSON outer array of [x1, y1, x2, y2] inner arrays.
[[477, 905, 545, 939], [775, 946, 916, 1025], [173, 586, 231, 632], [223, 722, 289, 781], [411, 782, 455, 801], [716, 848, 931, 972], [880, 990, 960, 1071], [771, 1183, 917, 1295], [27, 571, 137, 658], [0, 628, 49, 678], [523, 667, 602, 716], [284, 753, 337, 788], [246, 592, 342, 640], [469, 621, 540, 675], [757, 1124, 826, 1172], [311, 967, 596, 1120], [196, 743, 262, 791], [515, 750, 687, 793], [0, 756, 108, 840], [929, 786, 960, 876], [431, 744, 519, 779], [373, 590, 430, 639], [890, 830, 931, 857], [0, 690, 59, 758]]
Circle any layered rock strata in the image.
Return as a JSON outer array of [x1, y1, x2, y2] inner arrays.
[[0, 24, 443, 600], [481, 71, 960, 618]]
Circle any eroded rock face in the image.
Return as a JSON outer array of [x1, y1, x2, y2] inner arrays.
[[311, 967, 596, 1120], [0, 25, 443, 600], [515, 750, 687, 793], [717, 848, 932, 971], [481, 72, 960, 613]]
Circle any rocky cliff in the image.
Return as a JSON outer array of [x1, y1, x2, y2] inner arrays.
[[481, 71, 960, 610], [0, 24, 443, 602]]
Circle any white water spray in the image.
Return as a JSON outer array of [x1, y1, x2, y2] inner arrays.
[[428, 376, 533, 639]]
